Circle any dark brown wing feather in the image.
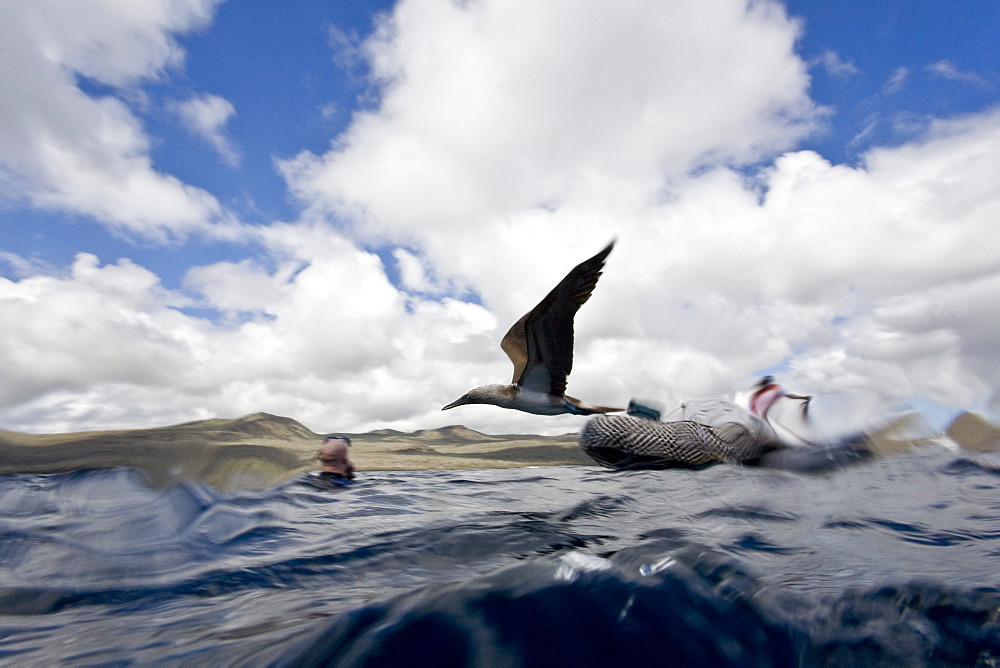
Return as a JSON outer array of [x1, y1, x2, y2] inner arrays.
[[499, 312, 531, 385], [499, 240, 614, 395]]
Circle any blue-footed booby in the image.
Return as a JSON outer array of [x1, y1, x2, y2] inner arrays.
[[443, 241, 623, 416]]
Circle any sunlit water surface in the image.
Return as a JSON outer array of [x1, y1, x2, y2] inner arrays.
[[0, 445, 998, 666]]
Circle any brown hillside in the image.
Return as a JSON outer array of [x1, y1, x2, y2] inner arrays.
[[0, 414, 593, 489], [947, 412, 1000, 452]]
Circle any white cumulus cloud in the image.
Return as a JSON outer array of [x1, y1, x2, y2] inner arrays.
[[926, 60, 992, 89], [172, 93, 242, 167], [281, 0, 822, 252], [0, 0, 231, 242], [814, 49, 859, 78]]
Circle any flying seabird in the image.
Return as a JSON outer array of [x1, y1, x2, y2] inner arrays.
[[442, 241, 623, 416]]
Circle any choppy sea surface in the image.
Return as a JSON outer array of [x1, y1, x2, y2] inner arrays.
[[0, 444, 998, 666]]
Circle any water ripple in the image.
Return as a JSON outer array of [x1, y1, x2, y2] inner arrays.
[[0, 451, 997, 664]]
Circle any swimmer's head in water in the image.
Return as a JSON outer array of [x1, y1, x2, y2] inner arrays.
[[318, 436, 355, 479]]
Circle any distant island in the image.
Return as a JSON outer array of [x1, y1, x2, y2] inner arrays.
[[0, 411, 995, 491], [0, 412, 593, 490]]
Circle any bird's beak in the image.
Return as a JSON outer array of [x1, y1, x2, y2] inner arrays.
[[442, 397, 467, 410]]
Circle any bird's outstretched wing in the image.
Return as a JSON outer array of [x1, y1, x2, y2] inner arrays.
[[500, 241, 614, 396]]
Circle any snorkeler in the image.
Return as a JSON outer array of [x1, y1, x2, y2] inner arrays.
[[316, 436, 356, 481]]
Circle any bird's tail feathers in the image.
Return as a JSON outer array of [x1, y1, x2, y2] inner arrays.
[[566, 396, 625, 415], [588, 404, 626, 414]]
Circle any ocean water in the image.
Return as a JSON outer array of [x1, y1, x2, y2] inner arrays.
[[0, 445, 998, 666]]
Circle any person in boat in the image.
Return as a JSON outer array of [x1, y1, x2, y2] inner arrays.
[[579, 377, 879, 472], [316, 436, 356, 481]]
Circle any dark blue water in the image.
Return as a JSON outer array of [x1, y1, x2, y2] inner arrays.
[[0, 445, 998, 666]]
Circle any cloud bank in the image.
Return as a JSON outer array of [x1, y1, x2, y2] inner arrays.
[[1, 0, 999, 437]]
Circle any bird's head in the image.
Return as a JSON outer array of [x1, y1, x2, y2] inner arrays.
[[442, 384, 509, 410]]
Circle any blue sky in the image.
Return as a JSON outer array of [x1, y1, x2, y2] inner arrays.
[[1, 0, 998, 435], [787, 0, 999, 161]]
